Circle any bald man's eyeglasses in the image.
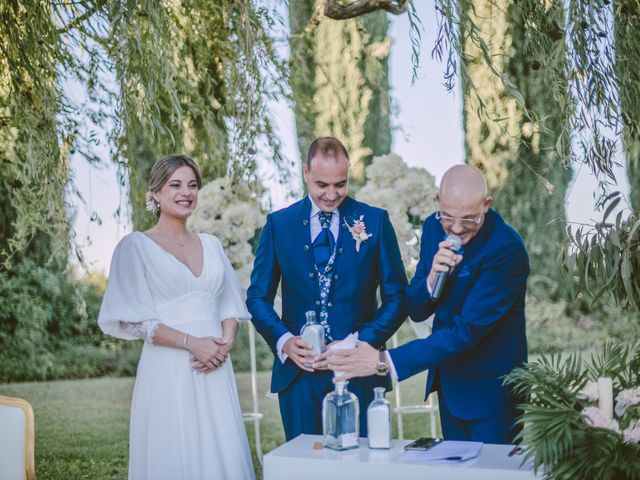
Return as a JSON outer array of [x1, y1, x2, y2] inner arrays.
[[436, 211, 483, 226]]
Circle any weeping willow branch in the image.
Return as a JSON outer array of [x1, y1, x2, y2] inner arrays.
[[0, 1, 79, 266], [104, 0, 288, 229], [433, 0, 626, 185]]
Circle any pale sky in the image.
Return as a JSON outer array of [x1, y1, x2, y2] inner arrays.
[[69, 2, 629, 274]]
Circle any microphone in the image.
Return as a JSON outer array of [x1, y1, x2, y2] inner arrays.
[[431, 234, 462, 300]]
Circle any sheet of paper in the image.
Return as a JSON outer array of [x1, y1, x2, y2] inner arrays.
[[402, 441, 483, 463], [329, 333, 358, 379]]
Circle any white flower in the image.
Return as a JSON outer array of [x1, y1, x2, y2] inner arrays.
[[581, 406, 620, 433], [623, 419, 640, 444], [188, 176, 264, 271], [615, 387, 640, 417], [576, 381, 600, 402], [356, 153, 437, 275]]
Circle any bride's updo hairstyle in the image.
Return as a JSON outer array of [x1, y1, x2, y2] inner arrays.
[[147, 154, 203, 216]]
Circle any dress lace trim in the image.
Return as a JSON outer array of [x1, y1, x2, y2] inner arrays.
[[120, 320, 161, 343]]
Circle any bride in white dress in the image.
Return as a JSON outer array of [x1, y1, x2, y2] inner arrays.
[[98, 154, 254, 480]]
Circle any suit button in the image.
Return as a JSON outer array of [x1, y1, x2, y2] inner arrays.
[[315, 300, 321, 306], [304, 244, 310, 251], [303, 219, 309, 226], [338, 248, 344, 254], [309, 272, 314, 278], [328, 302, 333, 307], [334, 274, 340, 280]]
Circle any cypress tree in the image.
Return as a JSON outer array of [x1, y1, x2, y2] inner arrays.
[[289, 1, 392, 186], [462, 0, 571, 297]]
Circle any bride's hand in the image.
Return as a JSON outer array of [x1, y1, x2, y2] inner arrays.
[[187, 336, 228, 373], [193, 335, 237, 373], [218, 335, 235, 356]]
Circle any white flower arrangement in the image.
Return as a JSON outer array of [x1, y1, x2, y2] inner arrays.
[[356, 153, 437, 276], [188, 176, 265, 289], [577, 381, 640, 445]]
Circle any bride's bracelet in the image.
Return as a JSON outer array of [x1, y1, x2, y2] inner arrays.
[[183, 333, 189, 349]]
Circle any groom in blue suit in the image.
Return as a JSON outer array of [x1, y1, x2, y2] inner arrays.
[[328, 164, 529, 444], [247, 137, 407, 441]]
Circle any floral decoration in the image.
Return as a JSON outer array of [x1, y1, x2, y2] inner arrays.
[[506, 341, 640, 479], [344, 215, 372, 252]]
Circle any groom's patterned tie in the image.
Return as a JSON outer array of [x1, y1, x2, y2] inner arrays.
[[312, 211, 335, 270]]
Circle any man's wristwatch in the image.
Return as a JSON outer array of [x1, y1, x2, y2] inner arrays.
[[376, 349, 390, 376]]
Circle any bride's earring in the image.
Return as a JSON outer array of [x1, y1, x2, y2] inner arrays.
[[145, 191, 160, 215]]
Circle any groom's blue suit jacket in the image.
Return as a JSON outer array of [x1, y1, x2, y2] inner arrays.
[[390, 209, 529, 420], [247, 196, 407, 394]]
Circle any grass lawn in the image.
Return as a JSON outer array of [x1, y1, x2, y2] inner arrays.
[[1, 371, 438, 479]]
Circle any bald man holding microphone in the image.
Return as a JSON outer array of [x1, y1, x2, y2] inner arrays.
[[328, 164, 530, 444]]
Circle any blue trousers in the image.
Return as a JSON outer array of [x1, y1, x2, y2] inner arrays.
[[438, 390, 521, 445]]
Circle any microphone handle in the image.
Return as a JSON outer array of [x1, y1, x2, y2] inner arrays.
[[431, 271, 447, 300]]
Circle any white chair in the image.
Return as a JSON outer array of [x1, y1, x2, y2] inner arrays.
[[391, 317, 439, 439], [0, 395, 35, 480], [241, 322, 264, 464]]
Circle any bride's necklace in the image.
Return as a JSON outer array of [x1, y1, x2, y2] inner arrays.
[[156, 227, 188, 248]]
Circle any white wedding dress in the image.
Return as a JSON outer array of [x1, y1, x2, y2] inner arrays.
[[98, 232, 254, 480]]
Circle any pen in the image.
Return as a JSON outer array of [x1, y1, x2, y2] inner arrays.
[[508, 446, 523, 457]]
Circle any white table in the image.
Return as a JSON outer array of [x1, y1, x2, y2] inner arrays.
[[263, 434, 541, 480]]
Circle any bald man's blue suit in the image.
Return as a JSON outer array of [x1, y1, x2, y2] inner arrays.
[[389, 209, 529, 444], [247, 196, 407, 441]]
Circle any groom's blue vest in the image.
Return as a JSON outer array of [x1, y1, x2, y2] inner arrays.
[[247, 196, 407, 394]]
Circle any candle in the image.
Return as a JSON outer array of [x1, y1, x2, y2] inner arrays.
[[598, 377, 614, 420]]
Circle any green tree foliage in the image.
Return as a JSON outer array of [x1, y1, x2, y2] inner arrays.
[[615, 0, 640, 213], [1, 0, 286, 249], [0, 1, 72, 265], [461, 0, 571, 298], [563, 195, 640, 310], [289, 1, 392, 186], [107, 1, 286, 230], [0, 1, 287, 381]]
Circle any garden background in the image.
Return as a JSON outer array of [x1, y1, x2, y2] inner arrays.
[[1, 0, 639, 478]]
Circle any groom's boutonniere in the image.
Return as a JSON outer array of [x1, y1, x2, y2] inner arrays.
[[344, 215, 373, 252]]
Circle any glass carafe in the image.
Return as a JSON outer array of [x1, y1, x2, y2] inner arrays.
[[367, 387, 391, 449], [322, 381, 360, 450], [300, 310, 326, 368]]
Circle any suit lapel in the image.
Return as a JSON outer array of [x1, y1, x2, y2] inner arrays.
[[336, 196, 357, 254], [296, 196, 317, 279]]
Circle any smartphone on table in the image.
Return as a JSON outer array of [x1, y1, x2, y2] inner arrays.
[[404, 437, 443, 451]]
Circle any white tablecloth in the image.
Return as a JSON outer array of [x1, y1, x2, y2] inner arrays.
[[264, 434, 541, 480]]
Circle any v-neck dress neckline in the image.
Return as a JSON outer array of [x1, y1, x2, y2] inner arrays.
[[139, 232, 205, 279]]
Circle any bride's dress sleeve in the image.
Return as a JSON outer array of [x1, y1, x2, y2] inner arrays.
[[213, 236, 251, 323], [98, 234, 161, 341]]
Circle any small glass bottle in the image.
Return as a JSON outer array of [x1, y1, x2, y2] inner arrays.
[[367, 387, 392, 449], [300, 310, 326, 368], [322, 381, 360, 451]]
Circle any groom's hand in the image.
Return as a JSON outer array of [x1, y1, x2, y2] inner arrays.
[[328, 341, 378, 381], [283, 336, 315, 372], [311, 341, 337, 370]]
